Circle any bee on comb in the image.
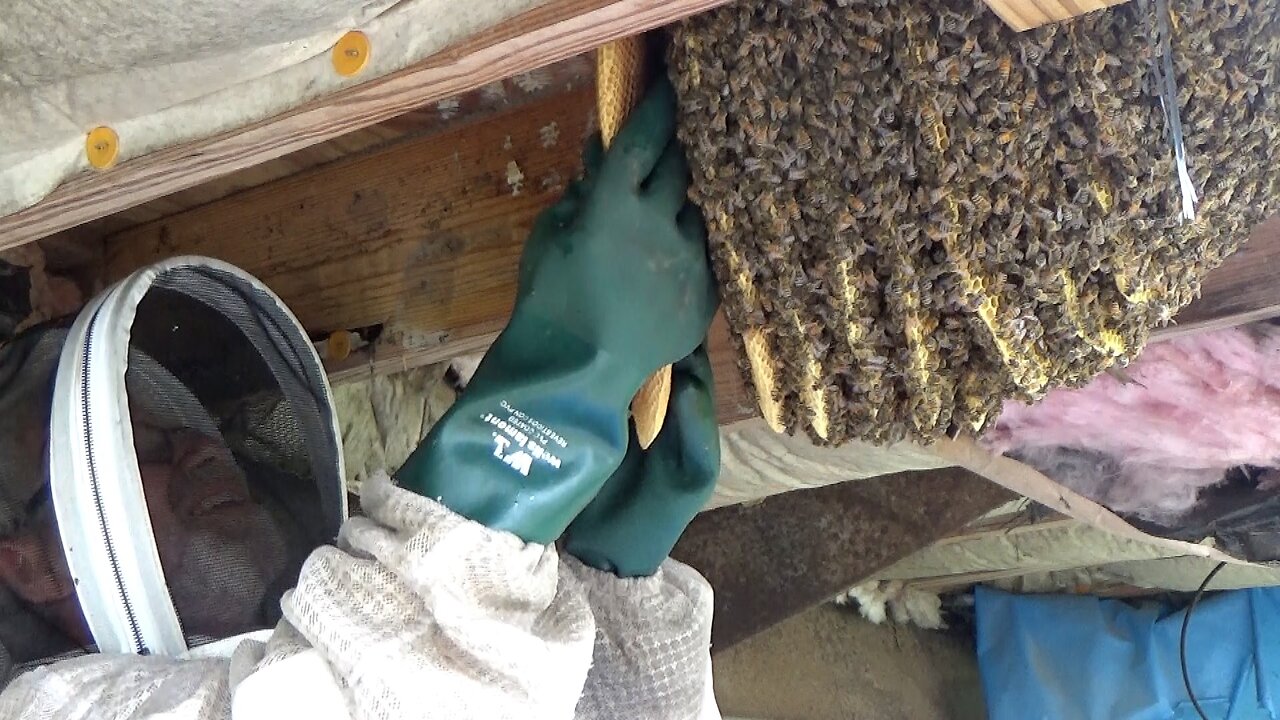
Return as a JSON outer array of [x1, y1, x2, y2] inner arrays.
[[670, 0, 1280, 445]]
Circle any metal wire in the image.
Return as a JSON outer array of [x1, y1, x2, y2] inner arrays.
[[1180, 561, 1227, 720]]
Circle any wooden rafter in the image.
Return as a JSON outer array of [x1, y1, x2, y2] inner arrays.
[[0, 0, 731, 251], [983, 0, 1130, 31], [1153, 215, 1280, 340], [104, 80, 1280, 427], [104, 84, 758, 423]]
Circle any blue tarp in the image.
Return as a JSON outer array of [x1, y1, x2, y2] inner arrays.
[[975, 585, 1280, 719]]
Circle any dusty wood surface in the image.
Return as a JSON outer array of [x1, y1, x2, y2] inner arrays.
[[109, 88, 596, 335], [984, 0, 1129, 31], [90, 57, 595, 236], [672, 466, 1013, 650], [1154, 215, 1280, 340], [104, 79, 1280, 427], [0, 0, 731, 250], [106, 85, 759, 424]]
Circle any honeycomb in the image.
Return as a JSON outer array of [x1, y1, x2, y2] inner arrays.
[[669, 0, 1280, 445]]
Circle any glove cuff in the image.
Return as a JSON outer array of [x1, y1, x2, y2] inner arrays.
[[394, 315, 645, 544]]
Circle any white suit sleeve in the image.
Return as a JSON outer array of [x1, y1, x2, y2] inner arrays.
[[561, 556, 720, 720], [0, 471, 596, 720]]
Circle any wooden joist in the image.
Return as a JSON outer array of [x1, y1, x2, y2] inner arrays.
[[1156, 215, 1280, 340], [107, 88, 594, 336], [104, 84, 757, 423], [91, 56, 596, 236], [105, 80, 1280, 427], [0, 0, 732, 251], [983, 0, 1130, 31]]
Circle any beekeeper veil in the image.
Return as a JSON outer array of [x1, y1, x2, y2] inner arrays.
[[0, 257, 344, 685]]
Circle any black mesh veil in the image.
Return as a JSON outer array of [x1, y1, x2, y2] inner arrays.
[[128, 265, 344, 644], [0, 259, 343, 686], [0, 324, 76, 678]]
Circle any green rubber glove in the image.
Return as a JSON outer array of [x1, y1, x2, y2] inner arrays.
[[394, 76, 719, 544], [563, 345, 720, 578]]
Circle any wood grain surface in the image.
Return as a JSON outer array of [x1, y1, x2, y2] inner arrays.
[[983, 0, 1130, 31], [102, 86, 754, 423], [0, 0, 732, 251], [105, 84, 1274, 430], [90, 57, 595, 236], [1152, 215, 1280, 340], [108, 88, 594, 331]]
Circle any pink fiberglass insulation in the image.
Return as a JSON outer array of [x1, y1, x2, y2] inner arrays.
[[982, 324, 1280, 522]]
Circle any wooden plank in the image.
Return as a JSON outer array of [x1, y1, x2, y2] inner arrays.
[[1153, 215, 1280, 340], [105, 79, 1280, 429], [104, 84, 757, 424], [109, 88, 596, 334], [92, 57, 595, 236], [982, 0, 1130, 31], [0, 0, 730, 251]]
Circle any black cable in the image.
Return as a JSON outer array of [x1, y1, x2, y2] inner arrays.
[[1180, 561, 1227, 720]]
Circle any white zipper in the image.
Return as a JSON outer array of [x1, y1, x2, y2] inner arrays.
[[50, 269, 187, 657], [77, 302, 148, 653], [47, 257, 346, 657]]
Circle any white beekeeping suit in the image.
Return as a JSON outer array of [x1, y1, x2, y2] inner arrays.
[[0, 68, 723, 720], [0, 472, 718, 720], [0, 263, 718, 719]]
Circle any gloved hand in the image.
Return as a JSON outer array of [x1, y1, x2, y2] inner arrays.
[[563, 346, 719, 577], [394, 75, 718, 544]]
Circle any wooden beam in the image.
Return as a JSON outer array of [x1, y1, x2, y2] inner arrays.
[[0, 0, 731, 251], [983, 0, 1130, 31], [109, 88, 595, 334], [1153, 215, 1280, 340], [91, 56, 595, 235], [105, 84, 758, 423], [105, 78, 1280, 430]]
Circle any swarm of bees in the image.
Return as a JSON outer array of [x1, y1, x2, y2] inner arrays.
[[669, 0, 1280, 446]]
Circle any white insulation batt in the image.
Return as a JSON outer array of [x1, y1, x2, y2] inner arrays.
[[331, 363, 950, 508], [0, 0, 546, 218]]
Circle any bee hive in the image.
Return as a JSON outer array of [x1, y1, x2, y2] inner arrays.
[[670, 0, 1280, 445]]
